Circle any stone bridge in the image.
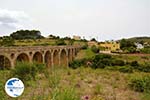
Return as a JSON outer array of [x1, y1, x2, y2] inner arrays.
[[0, 46, 80, 69]]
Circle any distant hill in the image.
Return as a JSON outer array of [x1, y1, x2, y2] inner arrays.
[[119, 36, 150, 44]]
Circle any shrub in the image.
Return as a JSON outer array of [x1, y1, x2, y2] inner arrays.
[[92, 54, 112, 61], [69, 60, 83, 69], [35, 63, 45, 73], [140, 63, 150, 72], [12, 62, 38, 81], [81, 44, 88, 49], [91, 45, 99, 53], [127, 46, 136, 53], [69, 58, 93, 69], [140, 48, 150, 54], [118, 66, 133, 73], [91, 60, 105, 69], [111, 59, 125, 66], [129, 63, 150, 73], [129, 75, 150, 92], [130, 61, 139, 67], [0, 36, 15, 46], [91, 54, 112, 69]]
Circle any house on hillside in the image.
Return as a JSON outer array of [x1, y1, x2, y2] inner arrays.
[[73, 35, 81, 40], [134, 42, 144, 49], [99, 41, 120, 52]]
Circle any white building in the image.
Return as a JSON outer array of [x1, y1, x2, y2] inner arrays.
[[134, 42, 144, 49]]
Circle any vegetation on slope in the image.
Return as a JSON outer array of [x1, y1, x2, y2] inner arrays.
[[1, 62, 150, 100]]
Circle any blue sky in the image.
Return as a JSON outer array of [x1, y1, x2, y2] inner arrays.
[[0, 0, 149, 41]]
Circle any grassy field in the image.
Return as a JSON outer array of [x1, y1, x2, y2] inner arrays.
[[0, 49, 150, 100], [14, 39, 56, 46], [13, 39, 86, 46], [1, 66, 150, 100], [0, 37, 87, 46], [75, 49, 95, 59]]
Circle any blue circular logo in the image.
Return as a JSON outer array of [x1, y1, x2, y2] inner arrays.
[[5, 78, 24, 97]]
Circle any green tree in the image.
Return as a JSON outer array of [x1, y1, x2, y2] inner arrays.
[[0, 36, 14, 46], [128, 46, 136, 53], [81, 43, 88, 49], [120, 39, 135, 49], [91, 45, 100, 53], [10, 30, 44, 40], [120, 39, 136, 53], [91, 38, 97, 42], [48, 34, 60, 39]]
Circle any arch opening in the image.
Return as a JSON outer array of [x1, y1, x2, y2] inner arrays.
[[16, 53, 29, 62], [45, 51, 51, 67], [0, 55, 11, 69], [72, 49, 75, 60], [33, 52, 43, 63], [53, 50, 59, 66], [60, 49, 67, 67]]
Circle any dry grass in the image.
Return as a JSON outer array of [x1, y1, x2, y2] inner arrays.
[[1, 66, 150, 100]]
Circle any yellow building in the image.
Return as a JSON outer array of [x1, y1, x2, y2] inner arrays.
[[99, 41, 120, 51]]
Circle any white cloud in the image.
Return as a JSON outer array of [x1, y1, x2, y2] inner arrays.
[[0, 8, 33, 36]]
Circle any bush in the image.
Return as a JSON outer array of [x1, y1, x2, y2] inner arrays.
[[12, 62, 38, 81], [69, 60, 83, 69], [81, 44, 88, 49], [91, 60, 105, 69], [140, 63, 150, 73], [130, 61, 139, 67], [35, 63, 45, 73], [69, 58, 92, 69], [0, 36, 15, 46], [127, 46, 136, 53], [140, 48, 150, 54], [118, 66, 133, 73], [91, 54, 112, 69], [129, 75, 150, 92], [55, 39, 66, 45], [91, 45, 99, 53], [111, 59, 125, 66], [69, 53, 150, 74], [93, 54, 112, 60], [69, 54, 113, 69]]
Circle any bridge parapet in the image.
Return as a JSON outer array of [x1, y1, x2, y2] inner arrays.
[[0, 45, 80, 52]]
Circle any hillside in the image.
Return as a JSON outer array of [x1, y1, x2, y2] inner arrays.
[[0, 49, 150, 100], [121, 36, 150, 44]]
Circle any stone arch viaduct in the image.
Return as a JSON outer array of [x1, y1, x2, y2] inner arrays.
[[0, 46, 80, 69]]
